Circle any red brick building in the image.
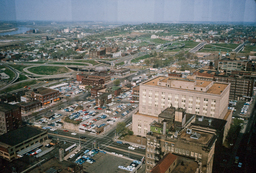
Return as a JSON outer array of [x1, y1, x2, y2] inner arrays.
[[25, 87, 60, 106], [19, 100, 42, 114], [0, 103, 22, 135], [82, 78, 104, 87]]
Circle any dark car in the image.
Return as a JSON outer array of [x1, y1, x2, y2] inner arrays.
[[80, 136, 86, 139]]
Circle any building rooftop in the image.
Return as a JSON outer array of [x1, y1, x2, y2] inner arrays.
[[192, 115, 226, 131], [179, 129, 215, 145], [151, 153, 177, 173], [0, 126, 46, 146], [0, 103, 20, 113], [19, 100, 41, 107], [143, 76, 229, 95], [36, 87, 58, 96], [172, 156, 199, 173], [206, 83, 228, 94]]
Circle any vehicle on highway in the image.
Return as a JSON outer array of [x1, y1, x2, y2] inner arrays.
[[128, 146, 135, 150], [116, 141, 123, 144], [71, 133, 77, 135]]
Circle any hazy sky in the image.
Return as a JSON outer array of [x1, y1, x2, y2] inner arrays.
[[0, 0, 256, 23]]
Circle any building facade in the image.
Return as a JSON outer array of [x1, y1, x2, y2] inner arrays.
[[0, 126, 47, 161], [132, 76, 230, 137], [0, 103, 22, 135]]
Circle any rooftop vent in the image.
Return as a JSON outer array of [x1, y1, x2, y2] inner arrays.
[[186, 128, 192, 134], [190, 132, 201, 140], [198, 116, 204, 122], [208, 119, 212, 126]]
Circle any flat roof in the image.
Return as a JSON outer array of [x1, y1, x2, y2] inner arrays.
[[36, 87, 58, 96], [0, 103, 20, 113], [172, 156, 199, 173], [144, 76, 166, 86], [19, 100, 41, 107], [195, 80, 212, 87], [192, 115, 226, 131], [179, 129, 214, 145], [223, 110, 232, 121], [0, 126, 46, 146], [143, 76, 229, 95], [206, 83, 228, 94]]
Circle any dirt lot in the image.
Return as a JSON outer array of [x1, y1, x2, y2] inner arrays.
[[120, 135, 147, 145]]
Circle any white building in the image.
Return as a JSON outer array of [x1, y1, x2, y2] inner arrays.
[[132, 76, 232, 137]]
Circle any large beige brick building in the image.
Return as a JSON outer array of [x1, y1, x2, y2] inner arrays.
[[132, 76, 231, 137]]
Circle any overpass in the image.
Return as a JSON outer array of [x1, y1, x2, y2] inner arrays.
[[189, 42, 207, 53], [232, 41, 248, 53]]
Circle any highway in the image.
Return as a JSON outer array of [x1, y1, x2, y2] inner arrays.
[[189, 41, 207, 53], [232, 41, 248, 53], [1, 64, 20, 90]]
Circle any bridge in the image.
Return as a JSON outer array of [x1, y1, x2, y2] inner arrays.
[[232, 41, 248, 53], [189, 42, 207, 53]]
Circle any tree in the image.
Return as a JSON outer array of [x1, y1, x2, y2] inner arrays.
[[116, 122, 127, 134], [145, 59, 150, 66], [113, 79, 120, 86]]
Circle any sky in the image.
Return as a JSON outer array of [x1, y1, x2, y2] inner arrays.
[[0, 0, 255, 23]]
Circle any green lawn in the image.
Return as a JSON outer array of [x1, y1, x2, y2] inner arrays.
[[0, 65, 15, 82], [73, 60, 99, 65], [131, 54, 152, 63], [28, 66, 69, 75], [0, 80, 37, 94], [18, 74, 28, 81], [115, 62, 124, 66], [241, 45, 256, 53], [151, 38, 169, 44], [8, 64, 29, 72], [182, 41, 199, 48], [212, 43, 238, 49]]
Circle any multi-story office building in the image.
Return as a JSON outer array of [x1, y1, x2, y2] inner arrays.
[[0, 103, 22, 135], [132, 76, 230, 137], [194, 69, 255, 100], [145, 107, 231, 173]]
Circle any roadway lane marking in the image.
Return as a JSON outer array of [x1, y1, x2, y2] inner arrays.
[[102, 145, 145, 157]]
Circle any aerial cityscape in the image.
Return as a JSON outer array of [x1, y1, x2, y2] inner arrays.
[[0, 0, 256, 173]]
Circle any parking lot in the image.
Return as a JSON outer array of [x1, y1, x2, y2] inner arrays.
[[33, 98, 138, 136]]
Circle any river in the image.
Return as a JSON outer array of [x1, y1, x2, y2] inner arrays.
[[0, 26, 32, 36]]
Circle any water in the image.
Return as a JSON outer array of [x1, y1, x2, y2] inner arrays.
[[0, 26, 32, 36]]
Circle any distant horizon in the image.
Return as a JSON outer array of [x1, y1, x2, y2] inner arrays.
[[1, 0, 256, 23], [0, 20, 255, 26]]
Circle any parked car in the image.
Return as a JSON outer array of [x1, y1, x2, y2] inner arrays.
[[128, 146, 135, 150]]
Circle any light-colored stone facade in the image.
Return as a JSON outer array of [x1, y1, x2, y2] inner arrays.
[[133, 76, 231, 137]]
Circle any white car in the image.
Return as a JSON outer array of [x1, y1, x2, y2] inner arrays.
[[71, 133, 77, 135], [69, 154, 75, 159], [128, 146, 135, 150], [50, 128, 57, 131]]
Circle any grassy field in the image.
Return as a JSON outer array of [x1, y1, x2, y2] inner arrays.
[[115, 62, 124, 66], [74, 60, 99, 65], [151, 38, 169, 44], [0, 80, 37, 94], [9, 64, 29, 72], [0, 65, 15, 82], [182, 41, 199, 48], [212, 43, 238, 49], [28, 66, 69, 75], [18, 74, 28, 81], [241, 45, 256, 53], [131, 54, 152, 63]]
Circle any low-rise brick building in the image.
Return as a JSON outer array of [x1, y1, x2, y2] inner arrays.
[[0, 103, 22, 135]]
